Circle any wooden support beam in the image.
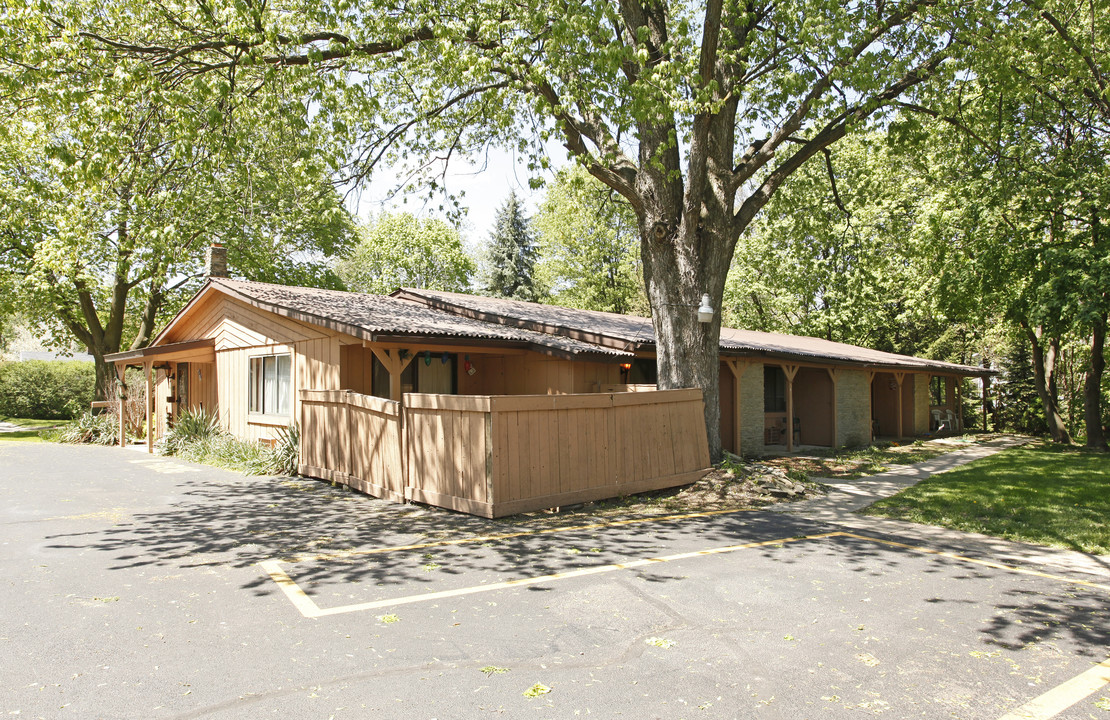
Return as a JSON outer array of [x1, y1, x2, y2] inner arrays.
[[144, 361, 154, 454], [826, 367, 839, 449], [726, 360, 749, 456], [783, 364, 799, 452], [982, 376, 990, 432], [956, 379, 963, 433], [116, 363, 127, 448], [893, 371, 906, 440], [370, 347, 416, 401], [867, 370, 877, 443]]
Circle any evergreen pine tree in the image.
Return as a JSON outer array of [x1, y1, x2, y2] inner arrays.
[[484, 191, 541, 302], [996, 335, 1047, 434]]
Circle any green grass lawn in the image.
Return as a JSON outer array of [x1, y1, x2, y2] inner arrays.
[[861, 442, 1110, 555], [0, 417, 71, 442]]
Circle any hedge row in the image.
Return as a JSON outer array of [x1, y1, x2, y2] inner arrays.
[[0, 360, 97, 419]]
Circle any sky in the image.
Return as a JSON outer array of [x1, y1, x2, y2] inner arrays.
[[347, 144, 567, 255]]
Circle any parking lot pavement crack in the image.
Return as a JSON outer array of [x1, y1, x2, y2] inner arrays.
[[615, 575, 691, 627], [165, 660, 470, 719]]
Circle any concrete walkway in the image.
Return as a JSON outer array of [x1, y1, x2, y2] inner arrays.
[[773, 435, 1110, 581]]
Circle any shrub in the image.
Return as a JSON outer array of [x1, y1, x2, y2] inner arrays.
[[271, 423, 300, 476], [162, 410, 297, 477], [57, 411, 118, 445], [162, 408, 221, 456], [0, 360, 96, 419]]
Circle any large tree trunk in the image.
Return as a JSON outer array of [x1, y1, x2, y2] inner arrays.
[[1085, 313, 1108, 451], [1025, 325, 1072, 443], [641, 217, 730, 464]]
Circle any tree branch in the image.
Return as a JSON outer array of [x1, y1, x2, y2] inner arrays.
[[734, 49, 948, 234]]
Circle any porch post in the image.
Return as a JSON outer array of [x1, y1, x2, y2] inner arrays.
[[867, 370, 877, 443], [982, 376, 990, 432], [956, 379, 963, 433], [116, 363, 127, 448], [893, 371, 906, 439], [726, 360, 747, 456], [826, 367, 838, 449], [144, 360, 154, 454], [370, 348, 415, 402], [783, 364, 799, 452]]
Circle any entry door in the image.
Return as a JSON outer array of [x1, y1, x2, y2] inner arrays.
[[175, 362, 189, 417]]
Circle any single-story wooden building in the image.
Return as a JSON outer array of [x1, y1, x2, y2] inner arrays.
[[105, 265, 988, 517]]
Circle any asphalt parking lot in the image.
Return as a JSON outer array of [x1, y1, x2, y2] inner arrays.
[[2, 443, 1108, 719]]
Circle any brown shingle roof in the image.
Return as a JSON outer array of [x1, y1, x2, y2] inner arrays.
[[395, 288, 990, 376], [207, 279, 632, 360]]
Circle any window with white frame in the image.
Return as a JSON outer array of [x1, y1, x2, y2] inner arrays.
[[249, 354, 291, 416]]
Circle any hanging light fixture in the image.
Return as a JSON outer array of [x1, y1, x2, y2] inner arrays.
[[697, 293, 714, 323]]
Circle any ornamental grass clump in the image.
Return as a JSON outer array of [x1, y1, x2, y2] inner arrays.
[[162, 409, 298, 477], [57, 411, 117, 445], [162, 407, 221, 456]]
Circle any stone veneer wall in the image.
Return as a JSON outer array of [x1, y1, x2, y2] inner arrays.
[[836, 369, 872, 447], [740, 364, 765, 454], [914, 373, 930, 436]]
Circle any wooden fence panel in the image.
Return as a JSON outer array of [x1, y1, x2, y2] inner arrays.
[[348, 392, 405, 502], [403, 394, 493, 517], [299, 389, 404, 502], [482, 389, 710, 517], [301, 388, 710, 520]]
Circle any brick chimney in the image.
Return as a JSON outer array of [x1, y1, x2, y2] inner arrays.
[[206, 242, 228, 278]]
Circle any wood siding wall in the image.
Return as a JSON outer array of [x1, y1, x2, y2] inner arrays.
[[299, 388, 711, 519], [455, 354, 621, 395]]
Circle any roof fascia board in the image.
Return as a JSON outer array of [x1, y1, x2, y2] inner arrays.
[[718, 347, 993, 376], [104, 338, 216, 364], [368, 332, 629, 363]]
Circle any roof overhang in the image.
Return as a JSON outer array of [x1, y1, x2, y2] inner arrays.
[[367, 333, 634, 362], [716, 348, 995, 377], [391, 288, 645, 353], [104, 338, 216, 366]]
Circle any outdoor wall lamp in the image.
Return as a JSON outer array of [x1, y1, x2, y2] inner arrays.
[[697, 294, 714, 323]]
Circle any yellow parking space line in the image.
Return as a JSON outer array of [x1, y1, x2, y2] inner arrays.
[[258, 561, 325, 618], [264, 529, 1109, 620], [265, 532, 841, 619], [996, 657, 1110, 720], [272, 508, 755, 565], [837, 533, 1110, 593]]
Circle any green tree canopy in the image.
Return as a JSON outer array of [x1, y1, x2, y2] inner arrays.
[[0, 2, 354, 396], [335, 213, 476, 295], [56, 0, 994, 458], [535, 166, 644, 315]]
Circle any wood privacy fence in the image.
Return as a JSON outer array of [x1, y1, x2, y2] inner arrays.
[[299, 390, 406, 503], [299, 388, 710, 518]]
